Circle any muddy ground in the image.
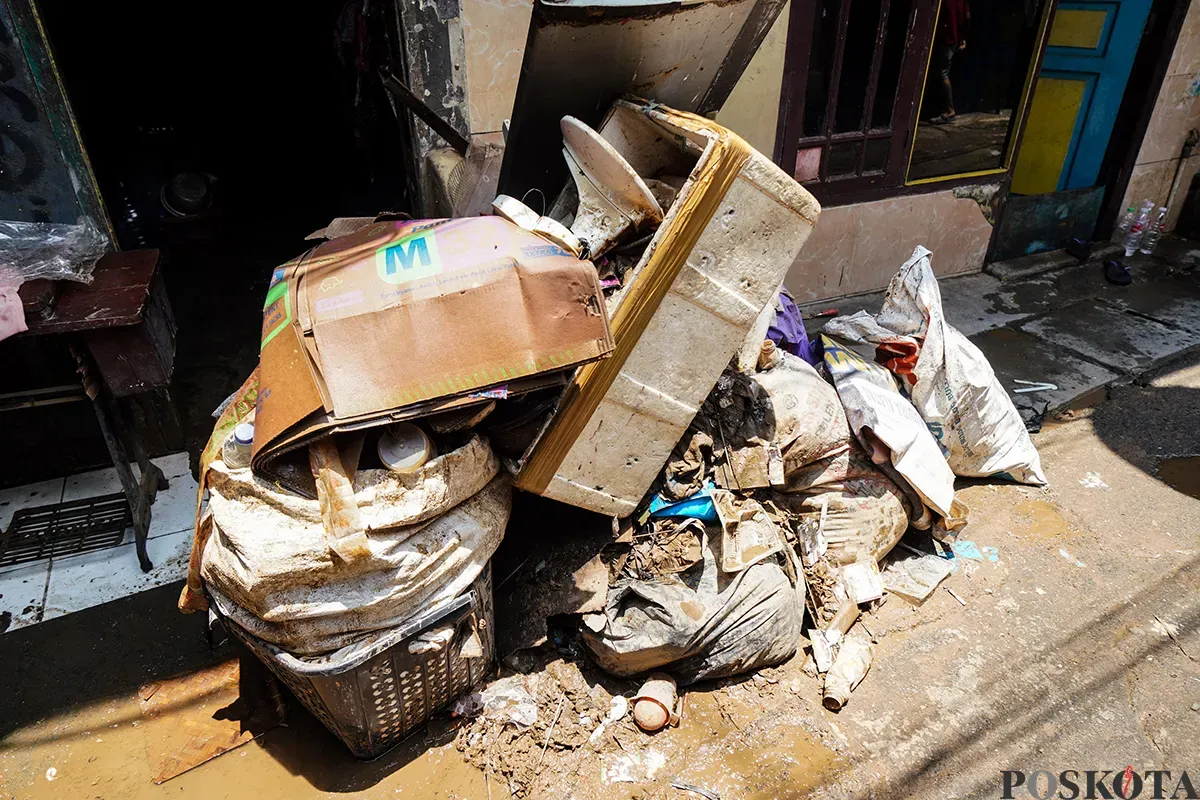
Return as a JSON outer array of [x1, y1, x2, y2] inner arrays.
[[1, 351, 1198, 800]]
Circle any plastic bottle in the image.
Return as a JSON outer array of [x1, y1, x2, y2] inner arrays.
[[823, 636, 873, 710], [1123, 202, 1154, 257], [377, 422, 435, 474], [222, 422, 255, 469], [1138, 206, 1169, 255], [1114, 206, 1137, 240]]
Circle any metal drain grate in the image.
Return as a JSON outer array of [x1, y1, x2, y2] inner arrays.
[[0, 493, 132, 567]]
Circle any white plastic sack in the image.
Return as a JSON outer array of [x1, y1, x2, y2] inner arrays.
[[583, 535, 804, 686], [821, 334, 957, 521], [202, 435, 509, 654], [826, 246, 1046, 485]]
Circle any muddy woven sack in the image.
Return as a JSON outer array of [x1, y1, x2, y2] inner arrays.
[[583, 535, 803, 686], [201, 435, 509, 654], [773, 441, 911, 565], [753, 351, 853, 471], [827, 246, 1046, 485]]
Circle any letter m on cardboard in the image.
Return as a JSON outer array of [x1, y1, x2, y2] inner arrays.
[[376, 232, 441, 284]]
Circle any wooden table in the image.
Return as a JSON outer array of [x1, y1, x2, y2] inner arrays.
[[12, 250, 176, 571]]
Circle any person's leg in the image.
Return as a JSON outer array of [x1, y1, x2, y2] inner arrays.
[[931, 46, 957, 123], [941, 46, 956, 117]]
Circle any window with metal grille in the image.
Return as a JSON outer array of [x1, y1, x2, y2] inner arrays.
[[775, 0, 941, 203]]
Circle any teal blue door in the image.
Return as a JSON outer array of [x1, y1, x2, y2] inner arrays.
[[1011, 0, 1153, 194]]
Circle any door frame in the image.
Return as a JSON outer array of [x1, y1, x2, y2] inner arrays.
[[985, 0, 1187, 261], [1094, 0, 1191, 238]]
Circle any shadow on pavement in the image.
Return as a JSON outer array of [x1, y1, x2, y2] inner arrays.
[[1088, 349, 1200, 500]]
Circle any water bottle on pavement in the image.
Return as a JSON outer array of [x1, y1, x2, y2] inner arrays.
[[1138, 206, 1169, 255], [1123, 202, 1154, 257], [1114, 206, 1136, 240]]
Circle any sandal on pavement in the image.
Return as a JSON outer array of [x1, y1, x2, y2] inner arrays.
[[1104, 259, 1133, 286]]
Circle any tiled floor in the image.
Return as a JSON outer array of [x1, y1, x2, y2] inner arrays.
[[0, 453, 197, 633]]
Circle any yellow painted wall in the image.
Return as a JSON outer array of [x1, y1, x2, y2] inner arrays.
[[1010, 77, 1087, 195], [715, 2, 791, 155]]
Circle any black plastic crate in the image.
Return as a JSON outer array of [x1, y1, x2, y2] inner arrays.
[[213, 564, 494, 759]]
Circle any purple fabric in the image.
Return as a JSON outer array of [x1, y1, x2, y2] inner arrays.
[[767, 291, 820, 366]]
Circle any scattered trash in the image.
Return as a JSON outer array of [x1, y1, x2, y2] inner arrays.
[[945, 587, 967, 606], [823, 636, 873, 711], [841, 561, 884, 604], [951, 540, 999, 563], [1014, 395, 1051, 433], [1151, 617, 1180, 638], [632, 673, 680, 732], [1059, 548, 1086, 568], [712, 491, 786, 573], [1104, 259, 1133, 286], [45, 767, 57, 782], [1012, 379, 1058, 394], [587, 695, 631, 744], [767, 289, 820, 366], [672, 780, 722, 800], [622, 517, 705, 581], [454, 676, 539, 728], [377, 422, 435, 474], [808, 629, 835, 673], [602, 750, 667, 784], [881, 552, 954, 602], [1081, 472, 1110, 489], [648, 484, 719, 523]]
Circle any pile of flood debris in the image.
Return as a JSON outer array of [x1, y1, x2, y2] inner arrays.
[[451, 247, 1048, 794], [180, 75, 1045, 792]]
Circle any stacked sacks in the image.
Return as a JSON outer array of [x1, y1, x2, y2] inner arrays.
[[201, 435, 509, 655]]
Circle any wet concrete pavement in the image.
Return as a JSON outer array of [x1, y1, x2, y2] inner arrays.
[[817, 351, 1200, 800]]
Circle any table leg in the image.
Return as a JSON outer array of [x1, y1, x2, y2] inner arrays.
[[75, 346, 165, 572]]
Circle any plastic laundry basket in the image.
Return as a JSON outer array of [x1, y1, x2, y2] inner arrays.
[[212, 564, 494, 760]]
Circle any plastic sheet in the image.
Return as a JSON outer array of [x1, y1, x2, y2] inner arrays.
[[0, 219, 108, 285]]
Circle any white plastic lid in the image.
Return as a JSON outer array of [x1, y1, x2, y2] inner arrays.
[[233, 422, 255, 445], [377, 423, 433, 473]]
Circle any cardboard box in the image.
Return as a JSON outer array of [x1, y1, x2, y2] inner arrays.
[[252, 215, 613, 488], [513, 99, 820, 516]]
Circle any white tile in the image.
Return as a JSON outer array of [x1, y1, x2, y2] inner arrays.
[[0, 478, 64, 533], [42, 529, 192, 620], [0, 560, 50, 632], [147, 453, 199, 538], [61, 466, 123, 503], [59, 453, 198, 544]]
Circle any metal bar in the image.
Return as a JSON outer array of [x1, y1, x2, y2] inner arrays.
[[820, 0, 854, 181], [798, 129, 893, 148], [857, 0, 893, 174], [379, 71, 470, 155], [775, 0, 820, 171], [0, 384, 87, 412], [699, 0, 790, 115], [886, 0, 939, 187]]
